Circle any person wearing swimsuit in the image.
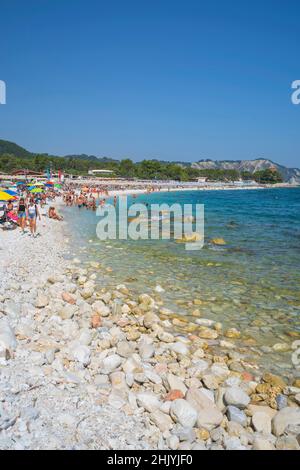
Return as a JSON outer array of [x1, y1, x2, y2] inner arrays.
[[17, 198, 27, 233]]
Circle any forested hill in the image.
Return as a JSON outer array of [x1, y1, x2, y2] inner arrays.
[[0, 138, 297, 183], [0, 139, 116, 163], [0, 139, 33, 159]]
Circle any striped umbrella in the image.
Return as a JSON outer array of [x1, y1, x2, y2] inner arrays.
[[2, 189, 18, 196], [0, 191, 17, 201]]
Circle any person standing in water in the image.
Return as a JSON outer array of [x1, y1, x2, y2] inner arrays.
[[27, 201, 41, 237]]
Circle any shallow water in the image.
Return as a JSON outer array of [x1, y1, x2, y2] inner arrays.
[[62, 188, 300, 376]]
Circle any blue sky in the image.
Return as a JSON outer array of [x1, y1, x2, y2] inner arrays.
[[0, 0, 299, 166]]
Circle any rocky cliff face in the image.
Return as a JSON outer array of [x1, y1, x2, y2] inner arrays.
[[191, 159, 300, 183]]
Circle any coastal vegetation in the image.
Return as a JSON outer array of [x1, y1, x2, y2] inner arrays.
[[0, 139, 283, 183]]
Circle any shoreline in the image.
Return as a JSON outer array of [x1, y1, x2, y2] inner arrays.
[[79, 182, 299, 198], [0, 198, 300, 450]]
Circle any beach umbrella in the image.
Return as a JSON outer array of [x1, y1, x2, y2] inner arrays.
[[2, 189, 18, 196], [16, 181, 26, 185], [54, 184, 62, 188], [0, 191, 17, 201], [30, 188, 43, 193], [28, 186, 36, 190], [0, 188, 16, 195]]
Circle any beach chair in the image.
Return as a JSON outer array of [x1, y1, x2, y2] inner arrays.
[[0, 204, 6, 223], [0, 205, 17, 230]]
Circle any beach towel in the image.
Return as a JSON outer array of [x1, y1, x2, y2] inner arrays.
[[7, 211, 18, 222]]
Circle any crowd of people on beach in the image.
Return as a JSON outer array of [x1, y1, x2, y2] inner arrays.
[[63, 188, 100, 210], [1, 180, 174, 237], [0, 184, 63, 237], [62, 184, 141, 212], [1, 181, 139, 237]]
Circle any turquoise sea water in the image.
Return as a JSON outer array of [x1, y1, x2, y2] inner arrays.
[[63, 188, 300, 376]]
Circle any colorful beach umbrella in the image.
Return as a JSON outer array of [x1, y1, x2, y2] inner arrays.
[[54, 184, 62, 188], [2, 189, 18, 196], [0, 191, 17, 201], [30, 188, 43, 193]]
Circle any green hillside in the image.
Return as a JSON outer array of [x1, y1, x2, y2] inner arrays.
[[0, 138, 286, 183], [0, 139, 33, 159]]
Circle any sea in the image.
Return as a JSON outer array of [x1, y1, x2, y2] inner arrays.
[[62, 187, 300, 377]]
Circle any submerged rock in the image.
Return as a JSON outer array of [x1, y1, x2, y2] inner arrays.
[[224, 328, 241, 339], [198, 327, 218, 340], [210, 238, 226, 246]]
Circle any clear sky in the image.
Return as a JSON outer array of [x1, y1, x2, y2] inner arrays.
[[0, 0, 299, 166]]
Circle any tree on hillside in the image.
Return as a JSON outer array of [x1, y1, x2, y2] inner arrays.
[[253, 168, 283, 184], [119, 158, 135, 177]]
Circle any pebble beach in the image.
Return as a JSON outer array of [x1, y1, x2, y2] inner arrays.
[[1, 197, 300, 450]]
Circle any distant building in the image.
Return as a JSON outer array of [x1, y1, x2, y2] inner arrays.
[[197, 177, 207, 183], [232, 180, 257, 185], [88, 169, 114, 175], [11, 169, 44, 176]]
